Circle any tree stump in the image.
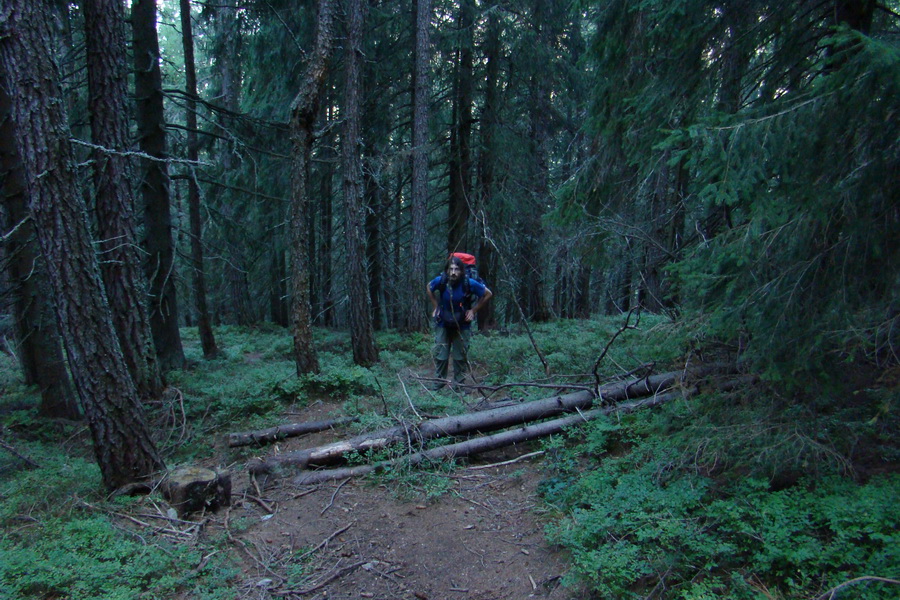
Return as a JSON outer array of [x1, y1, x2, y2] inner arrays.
[[162, 466, 231, 517]]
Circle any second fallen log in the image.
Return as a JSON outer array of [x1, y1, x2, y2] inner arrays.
[[228, 416, 359, 447], [292, 390, 687, 485], [250, 368, 707, 477]]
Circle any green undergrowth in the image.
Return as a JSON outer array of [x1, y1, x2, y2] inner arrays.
[[0, 447, 236, 600], [3, 318, 896, 599], [540, 384, 900, 599]]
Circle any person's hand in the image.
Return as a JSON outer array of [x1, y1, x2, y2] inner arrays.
[[432, 307, 440, 318], [465, 309, 475, 322]]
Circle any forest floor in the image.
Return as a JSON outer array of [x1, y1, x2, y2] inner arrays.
[[215, 396, 582, 600]]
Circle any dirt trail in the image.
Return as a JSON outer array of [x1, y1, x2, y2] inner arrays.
[[224, 401, 582, 600]]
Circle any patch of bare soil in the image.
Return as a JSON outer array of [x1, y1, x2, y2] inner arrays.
[[218, 400, 584, 600]]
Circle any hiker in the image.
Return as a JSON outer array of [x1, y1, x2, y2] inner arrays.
[[426, 255, 492, 389]]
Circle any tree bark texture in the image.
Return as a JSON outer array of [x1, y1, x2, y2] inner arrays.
[[0, 0, 165, 488], [179, 0, 218, 358], [365, 171, 387, 330], [342, 0, 378, 366], [289, 0, 336, 375], [132, 0, 185, 372], [447, 0, 474, 255], [318, 113, 336, 327], [0, 86, 78, 419], [84, 0, 164, 398], [516, 0, 553, 323], [211, 0, 242, 170], [251, 368, 705, 476], [403, 0, 431, 333], [475, 6, 501, 331]]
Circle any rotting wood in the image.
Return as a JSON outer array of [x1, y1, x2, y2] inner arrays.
[[250, 365, 721, 477], [228, 416, 359, 447], [162, 466, 231, 517], [291, 390, 688, 485]]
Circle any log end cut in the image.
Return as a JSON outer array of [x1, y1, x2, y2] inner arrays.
[[162, 466, 231, 517]]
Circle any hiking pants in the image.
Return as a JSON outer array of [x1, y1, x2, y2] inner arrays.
[[433, 326, 473, 383]]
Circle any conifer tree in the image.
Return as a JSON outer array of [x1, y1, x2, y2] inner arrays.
[[85, 0, 164, 397], [0, 0, 165, 489], [342, 0, 378, 366]]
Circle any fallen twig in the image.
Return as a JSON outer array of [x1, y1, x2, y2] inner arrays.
[[398, 373, 421, 419], [0, 436, 40, 469], [296, 522, 354, 562], [275, 559, 367, 596], [592, 308, 641, 393], [468, 450, 545, 470], [243, 493, 275, 515], [813, 576, 900, 600], [320, 477, 350, 515]]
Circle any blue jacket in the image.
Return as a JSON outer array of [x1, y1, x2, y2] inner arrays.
[[429, 276, 487, 329]]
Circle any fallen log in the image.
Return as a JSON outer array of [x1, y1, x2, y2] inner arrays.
[[228, 416, 359, 447], [251, 366, 718, 477], [292, 390, 687, 485]]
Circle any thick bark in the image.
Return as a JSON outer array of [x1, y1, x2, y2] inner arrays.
[[228, 416, 359, 447], [133, 0, 185, 372], [293, 391, 688, 485], [475, 7, 501, 331], [365, 172, 387, 330], [84, 0, 164, 398], [212, 0, 242, 170], [318, 113, 336, 327], [270, 249, 289, 326], [251, 368, 703, 476], [403, 0, 431, 333], [342, 0, 378, 366], [0, 87, 78, 419], [179, 0, 218, 358], [515, 0, 555, 323], [447, 0, 474, 254], [289, 0, 336, 375], [0, 0, 165, 488]]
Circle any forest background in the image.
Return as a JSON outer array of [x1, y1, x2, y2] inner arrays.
[[1, 0, 898, 598]]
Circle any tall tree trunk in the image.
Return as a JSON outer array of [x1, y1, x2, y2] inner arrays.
[[212, 0, 243, 170], [319, 119, 336, 327], [289, 0, 336, 375], [447, 0, 474, 254], [342, 0, 378, 366], [574, 261, 591, 319], [132, 0, 185, 372], [179, 0, 218, 357], [0, 86, 78, 419], [0, 0, 165, 487], [84, 0, 164, 399], [224, 217, 253, 325], [365, 171, 387, 330], [517, 0, 552, 322], [403, 0, 431, 332], [475, 6, 501, 331]]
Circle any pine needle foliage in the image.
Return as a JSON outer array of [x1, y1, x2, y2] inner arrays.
[[561, 0, 900, 385], [669, 27, 900, 382]]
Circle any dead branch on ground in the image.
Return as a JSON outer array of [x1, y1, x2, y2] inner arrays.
[[228, 416, 359, 447]]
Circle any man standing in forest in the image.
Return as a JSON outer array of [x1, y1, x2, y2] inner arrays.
[[426, 256, 492, 389]]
